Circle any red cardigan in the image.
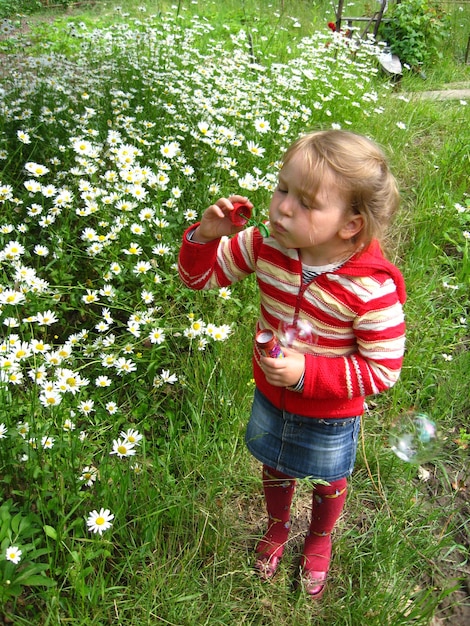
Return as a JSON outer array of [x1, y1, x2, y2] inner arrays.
[[178, 225, 406, 418]]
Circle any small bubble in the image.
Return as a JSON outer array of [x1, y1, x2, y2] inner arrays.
[[389, 412, 440, 464], [278, 319, 316, 349]]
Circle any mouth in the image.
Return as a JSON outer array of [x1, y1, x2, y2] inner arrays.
[[272, 221, 287, 235]]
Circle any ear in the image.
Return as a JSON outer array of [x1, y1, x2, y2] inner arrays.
[[339, 214, 364, 240]]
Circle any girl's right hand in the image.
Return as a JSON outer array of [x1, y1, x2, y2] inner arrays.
[[191, 196, 253, 243]]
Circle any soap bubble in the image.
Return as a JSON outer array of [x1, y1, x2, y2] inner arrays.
[[389, 412, 439, 464], [278, 319, 316, 350]]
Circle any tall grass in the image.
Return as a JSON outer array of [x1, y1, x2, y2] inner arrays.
[[0, 1, 469, 624]]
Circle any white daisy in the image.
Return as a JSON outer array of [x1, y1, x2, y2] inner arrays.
[[120, 428, 143, 446], [5, 546, 22, 564], [86, 508, 114, 535], [79, 465, 98, 487], [110, 438, 137, 458]]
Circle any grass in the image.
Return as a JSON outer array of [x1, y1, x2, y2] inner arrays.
[[0, 0, 469, 624]]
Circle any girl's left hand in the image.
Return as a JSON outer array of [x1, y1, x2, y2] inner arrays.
[[260, 347, 305, 388]]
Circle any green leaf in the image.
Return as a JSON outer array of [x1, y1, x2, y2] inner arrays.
[[18, 575, 56, 588], [10, 513, 25, 535], [0, 502, 12, 522], [43, 525, 58, 541], [0, 524, 11, 543], [28, 547, 52, 559], [14, 563, 50, 582], [4, 583, 22, 597], [175, 593, 202, 602], [69, 550, 80, 564]]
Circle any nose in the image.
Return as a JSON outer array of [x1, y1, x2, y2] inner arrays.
[[278, 194, 294, 216]]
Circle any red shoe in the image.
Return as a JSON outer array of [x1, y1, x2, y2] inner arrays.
[[254, 553, 281, 580], [299, 568, 327, 599]]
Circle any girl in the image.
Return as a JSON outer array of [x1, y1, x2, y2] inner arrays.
[[178, 130, 406, 598]]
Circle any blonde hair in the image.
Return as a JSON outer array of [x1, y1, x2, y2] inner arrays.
[[282, 130, 400, 249]]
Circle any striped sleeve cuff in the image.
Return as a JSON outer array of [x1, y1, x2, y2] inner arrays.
[[287, 369, 305, 393]]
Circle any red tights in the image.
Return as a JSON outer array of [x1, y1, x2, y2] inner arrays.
[[256, 464, 347, 572]]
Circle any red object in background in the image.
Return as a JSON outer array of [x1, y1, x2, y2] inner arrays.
[[327, 21, 337, 32], [229, 201, 252, 226]]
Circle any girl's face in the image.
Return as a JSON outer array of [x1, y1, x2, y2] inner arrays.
[[268, 152, 363, 265]]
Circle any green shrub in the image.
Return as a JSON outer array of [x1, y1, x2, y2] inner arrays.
[[381, 0, 450, 69], [0, 0, 41, 18]]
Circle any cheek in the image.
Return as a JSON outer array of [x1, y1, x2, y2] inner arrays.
[[299, 211, 315, 230], [268, 196, 278, 216]]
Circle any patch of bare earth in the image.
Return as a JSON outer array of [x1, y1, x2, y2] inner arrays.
[[420, 464, 470, 625]]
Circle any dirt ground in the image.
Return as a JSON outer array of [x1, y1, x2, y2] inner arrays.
[[285, 464, 470, 625], [420, 466, 470, 626]]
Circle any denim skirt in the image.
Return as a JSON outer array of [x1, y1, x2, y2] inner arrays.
[[245, 389, 361, 481]]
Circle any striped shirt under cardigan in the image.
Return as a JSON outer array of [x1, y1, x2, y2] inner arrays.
[[178, 224, 406, 419]]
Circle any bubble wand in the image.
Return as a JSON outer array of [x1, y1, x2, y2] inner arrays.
[[229, 201, 270, 237]]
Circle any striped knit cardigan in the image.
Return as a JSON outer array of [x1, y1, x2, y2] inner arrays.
[[178, 224, 406, 419]]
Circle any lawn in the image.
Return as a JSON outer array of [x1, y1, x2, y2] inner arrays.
[[0, 1, 469, 624]]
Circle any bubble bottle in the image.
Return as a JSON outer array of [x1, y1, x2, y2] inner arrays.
[[256, 329, 284, 359]]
